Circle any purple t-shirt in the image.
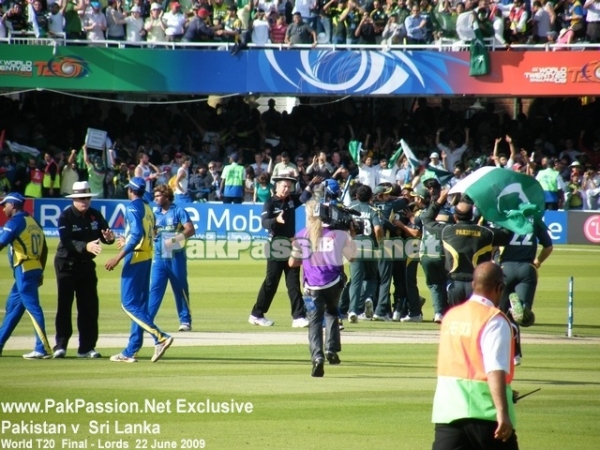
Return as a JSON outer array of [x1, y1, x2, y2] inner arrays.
[[295, 227, 351, 288]]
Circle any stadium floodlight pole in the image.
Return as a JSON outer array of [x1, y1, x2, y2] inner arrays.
[[567, 276, 574, 338]]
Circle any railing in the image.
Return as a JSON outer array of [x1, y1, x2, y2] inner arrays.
[[5, 31, 600, 52]]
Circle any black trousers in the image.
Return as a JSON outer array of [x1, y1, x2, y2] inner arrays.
[[447, 279, 473, 307], [251, 258, 304, 319], [54, 258, 99, 354], [433, 419, 519, 450]]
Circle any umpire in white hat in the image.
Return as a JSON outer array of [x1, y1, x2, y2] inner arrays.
[[53, 181, 115, 359]]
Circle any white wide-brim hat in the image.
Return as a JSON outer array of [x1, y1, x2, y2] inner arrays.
[[66, 181, 99, 198]]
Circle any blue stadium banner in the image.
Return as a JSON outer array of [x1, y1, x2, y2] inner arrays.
[[33, 199, 306, 238], [543, 210, 567, 244]]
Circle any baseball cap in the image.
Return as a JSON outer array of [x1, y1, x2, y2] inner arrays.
[[126, 176, 146, 193], [374, 185, 393, 195], [198, 8, 210, 17], [430, 152, 440, 159], [131, 6, 141, 12], [0, 192, 25, 206], [150, 2, 162, 10], [570, 161, 581, 167], [90, 1, 100, 8], [229, 153, 239, 162], [410, 185, 430, 199]]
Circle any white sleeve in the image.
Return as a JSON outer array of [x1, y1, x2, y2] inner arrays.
[[480, 314, 512, 374]]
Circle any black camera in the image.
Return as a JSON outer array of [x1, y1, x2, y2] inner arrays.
[[314, 202, 363, 233]]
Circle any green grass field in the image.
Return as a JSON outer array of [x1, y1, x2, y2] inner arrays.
[[0, 240, 599, 449]]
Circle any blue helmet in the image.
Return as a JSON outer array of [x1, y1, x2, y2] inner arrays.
[[324, 179, 340, 197]]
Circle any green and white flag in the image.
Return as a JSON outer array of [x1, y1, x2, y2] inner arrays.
[[449, 167, 546, 235], [398, 139, 421, 170], [421, 167, 455, 186], [6, 141, 41, 159], [348, 140, 362, 165], [469, 20, 490, 77]]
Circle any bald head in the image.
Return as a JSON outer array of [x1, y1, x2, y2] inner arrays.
[[472, 262, 505, 305]]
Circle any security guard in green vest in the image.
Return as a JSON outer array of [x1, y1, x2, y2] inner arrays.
[[535, 158, 564, 211]]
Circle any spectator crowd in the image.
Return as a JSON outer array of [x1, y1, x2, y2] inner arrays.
[[2, 0, 600, 47], [1, 93, 600, 210]]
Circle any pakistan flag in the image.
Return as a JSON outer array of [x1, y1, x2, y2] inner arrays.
[[469, 20, 491, 77], [449, 167, 546, 235]]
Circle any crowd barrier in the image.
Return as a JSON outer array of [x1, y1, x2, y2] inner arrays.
[[1, 198, 599, 245]]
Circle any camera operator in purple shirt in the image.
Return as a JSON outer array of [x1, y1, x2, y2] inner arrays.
[[289, 199, 356, 378]]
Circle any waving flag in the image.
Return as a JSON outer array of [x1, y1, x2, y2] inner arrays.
[[348, 140, 363, 165], [449, 166, 545, 234], [6, 141, 41, 158], [398, 139, 421, 170], [421, 167, 455, 186]]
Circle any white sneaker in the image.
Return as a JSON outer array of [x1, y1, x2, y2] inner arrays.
[[400, 314, 423, 323], [77, 349, 101, 359], [433, 313, 443, 324], [372, 314, 392, 322], [392, 311, 402, 322], [364, 298, 374, 319], [348, 312, 358, 324], [178, 323, 191, 332], [292, 317, 309, 328], [357, 313, 371, 321], [151, 336, 174, 363], [110, 353, 138, 363], [23, 351, 51, 360], [514, 355, 522, 366], [53, 349, 66, 359], [248, 315, 274, 327]]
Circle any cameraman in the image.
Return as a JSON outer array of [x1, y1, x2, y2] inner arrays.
[[249, 175, 321, 327], [289, 200, 356, 377]]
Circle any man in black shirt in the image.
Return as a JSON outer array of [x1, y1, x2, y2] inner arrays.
[[53, 181, 115, 359], [249, 175, 316, 327], [421, 191, 509, 306], [497, 225, 553, 325]]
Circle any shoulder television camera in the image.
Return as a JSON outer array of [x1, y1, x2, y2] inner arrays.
[[313, 201, 364, 233]]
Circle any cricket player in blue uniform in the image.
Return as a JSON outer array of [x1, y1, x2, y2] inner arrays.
[[0, 193, 52, 359], [105, 177, 173, 363], [148, 184, 195, 332]]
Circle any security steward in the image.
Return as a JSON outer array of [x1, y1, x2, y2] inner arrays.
[[53, 181, 115, 359], [421, 190, 509, 306], [249, 175, 319, 327]]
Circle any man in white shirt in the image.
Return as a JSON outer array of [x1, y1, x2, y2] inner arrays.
[[437, 127, 470, 171], [585, 0, 600, 43], [251, 151, 269, 177], [377, 157, 399, 184], [251, 8, 270, 45], [429, 152, 445, 170], [357, 156, 379, 189], [48, 2, 65, 36]]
